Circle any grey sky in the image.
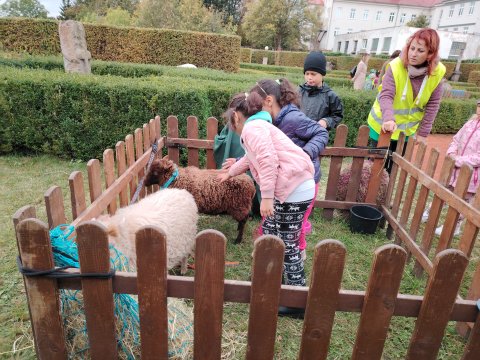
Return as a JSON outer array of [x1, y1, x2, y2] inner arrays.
[[39, 0, 62, 17]]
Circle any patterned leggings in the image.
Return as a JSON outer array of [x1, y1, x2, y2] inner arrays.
[[262, 198, 311, 286]]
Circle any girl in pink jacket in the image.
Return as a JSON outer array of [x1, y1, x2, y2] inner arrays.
[[218, 91, 315, 293], [423, 100, 480, 236]]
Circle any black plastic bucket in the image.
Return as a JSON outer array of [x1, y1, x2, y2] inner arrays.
[[349, 205, 383, 234]]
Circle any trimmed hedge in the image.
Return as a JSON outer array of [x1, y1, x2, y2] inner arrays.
[[0, 17, 241, 72], [1, 65, 475, 159], [240, 47, 252, 63], [467, 70, 480, 86]]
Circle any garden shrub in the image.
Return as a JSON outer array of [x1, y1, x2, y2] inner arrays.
[[0, 17, 241, 72], [467, 70, 480, 86], [240, 47, 252, 63]]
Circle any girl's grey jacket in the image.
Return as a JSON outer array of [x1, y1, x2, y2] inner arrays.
[[299, 83, 344, 130], [274, 104, 329, 183]]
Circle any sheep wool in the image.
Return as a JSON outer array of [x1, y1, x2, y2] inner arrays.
[[98, 188, 198, 273], [144, 156, 255, 244]]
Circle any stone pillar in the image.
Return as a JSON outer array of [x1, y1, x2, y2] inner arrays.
[[58, 20, 92, 74], [450, 49, 464, 82]]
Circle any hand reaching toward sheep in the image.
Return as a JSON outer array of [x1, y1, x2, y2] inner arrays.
[[222, 158, 237, 170], [217, 171, 231, 183], [260, 198, 274, 217]]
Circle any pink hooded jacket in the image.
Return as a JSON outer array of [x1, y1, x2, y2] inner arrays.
[[228, 118, 314, 203], [447, 115, 480, 193]]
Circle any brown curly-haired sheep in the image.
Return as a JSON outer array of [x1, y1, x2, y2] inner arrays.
[[336, 160, 389, 205], [144, 156, 256, 244]]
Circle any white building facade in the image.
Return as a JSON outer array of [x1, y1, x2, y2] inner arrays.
[[320, 0, 480, 59]]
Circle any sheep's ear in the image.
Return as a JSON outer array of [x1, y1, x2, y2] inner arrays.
[[162, 155, 169, 160]]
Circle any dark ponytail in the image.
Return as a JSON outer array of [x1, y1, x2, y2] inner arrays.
[[250, 78, 300, 108], [223, 91, 264, 128]]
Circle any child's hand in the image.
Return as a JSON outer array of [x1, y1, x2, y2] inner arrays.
[[260, 198, 274, 218], [222, 158, 237, 170], [318, 119, 328, 128], [217, 172, 231, 183]]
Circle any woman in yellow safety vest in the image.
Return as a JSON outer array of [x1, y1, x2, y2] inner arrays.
[[367, 28, 446, 173]]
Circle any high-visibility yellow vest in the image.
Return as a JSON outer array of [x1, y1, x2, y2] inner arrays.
[[368, 57, 446, 140]]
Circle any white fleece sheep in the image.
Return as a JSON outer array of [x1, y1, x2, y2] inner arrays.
[[98, 188, 198, 274]]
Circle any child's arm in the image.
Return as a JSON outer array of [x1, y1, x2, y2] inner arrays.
[[228, 155, 250, 177], [295, 116, 329, 160], [322, 92, 344, 129], [446, 126, 463, 157]]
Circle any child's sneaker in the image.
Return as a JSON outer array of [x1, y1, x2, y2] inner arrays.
[[435, 221, 462, 237], [304, 221, 312, 235], [421, 208, 430, 223], [300, 249, 306, 261]]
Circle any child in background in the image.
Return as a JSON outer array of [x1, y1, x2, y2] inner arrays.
[[364, 69, 376, 91], [422, 100, 480, 236], [300, 51, 344, 130], [218, 92, 315, 311], [223, 79, 328, 261]]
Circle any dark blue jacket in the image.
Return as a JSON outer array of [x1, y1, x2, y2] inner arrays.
[[274, 104, 329, 183]]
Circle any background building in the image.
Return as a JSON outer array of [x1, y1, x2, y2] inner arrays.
[[319, 0, 480, 59]]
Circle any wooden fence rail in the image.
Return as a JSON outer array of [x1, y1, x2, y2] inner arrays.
[[14, 221, 479, 359]]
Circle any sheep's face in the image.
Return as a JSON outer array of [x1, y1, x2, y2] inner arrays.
[[144, 157, 175, 187]]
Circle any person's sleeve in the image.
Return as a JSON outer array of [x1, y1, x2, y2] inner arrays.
[[455, 153, 480, 168], [323, 92, 343, 129], [378, 67, 396, 123], [446, 124, 464, 157], [294, 117, 329, 160], [417, 81, 443, 137], [243, 124, 278, 199], [228, 155, 250, 177]]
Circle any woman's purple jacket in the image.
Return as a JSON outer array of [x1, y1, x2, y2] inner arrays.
[[274, 104, 329, 183]]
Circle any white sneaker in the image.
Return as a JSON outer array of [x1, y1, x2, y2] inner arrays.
[[421, 208, 430, 223], [435, 222, 462, 237]]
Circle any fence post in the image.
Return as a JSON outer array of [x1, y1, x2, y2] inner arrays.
[[16, 219, 67, 359], [206, 117, 218, 169]]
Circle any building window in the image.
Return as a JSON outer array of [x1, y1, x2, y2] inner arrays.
[[448, 41, 466, 59], [347, 28, 353, 34], [362, 39, 368, 49], [334, 28, 340, 36], [382, 37, 392, 53], [353, 40, 358, 53], [463, 26, 469, 34], [449, 5, 454, 17], [371, 38, 379, 52], [350, 8, 356, 19], [444, 27, 449, 31], [411, 14, 416, 21], [453, 27, 458, 32], [363, 10, 369, 20], [376, 11, 382, 21], [389, 12, 395, 22], [469, 2, 475, 15], [336, 7, 342, 19], [344, 41, 349, 54], [400, 13, 406, 24], [439, 9, 443, 19], [459, 3, 464, 15], [337, 42, 342, 52]]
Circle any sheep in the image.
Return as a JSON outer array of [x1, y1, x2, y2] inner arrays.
[[144, 155, 256, 244], [336, 160, 389, 207], [97, 188, 198, 274]]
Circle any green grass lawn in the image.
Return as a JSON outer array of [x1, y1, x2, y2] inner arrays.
[[0, 155, 470, 359]]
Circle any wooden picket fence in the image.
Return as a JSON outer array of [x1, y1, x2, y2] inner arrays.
[[12, 115, 480, 358]]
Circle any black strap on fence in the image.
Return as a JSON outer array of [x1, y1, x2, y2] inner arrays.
[[17, 256, 115, 279], [130, 139, 159, 204]]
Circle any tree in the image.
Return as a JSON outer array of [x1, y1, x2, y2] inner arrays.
[[135, 0, 236, 34], [242, 0, 321, 51], [58, 0, 79, 20], [203, 0, 243, 24], [407, 14, 429, 28], [0, 0, 48, 17]]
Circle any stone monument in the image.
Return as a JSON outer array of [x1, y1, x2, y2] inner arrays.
[[450, 49, 464, 82], [58, 20, 92, 74]]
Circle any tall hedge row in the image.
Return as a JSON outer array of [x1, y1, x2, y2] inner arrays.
[[1, 65, 475, 160], [0, 18, 241, 72], [468, 70, 480, 86]]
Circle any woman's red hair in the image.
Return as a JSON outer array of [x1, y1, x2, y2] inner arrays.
[[401, 28, 440, 75]]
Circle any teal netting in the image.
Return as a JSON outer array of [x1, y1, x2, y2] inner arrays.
[[50, 224, 193, 359]]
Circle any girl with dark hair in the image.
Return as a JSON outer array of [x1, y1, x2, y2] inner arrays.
[[218, 91, 315, 309], [249, 78, 328, 261]]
